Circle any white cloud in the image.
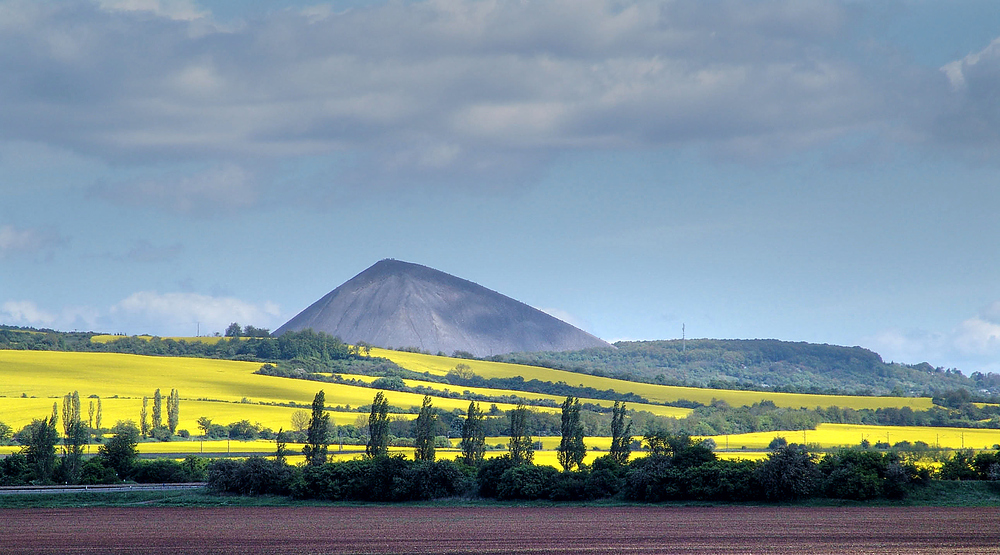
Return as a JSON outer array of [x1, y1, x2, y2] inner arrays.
[[0, 0, 939, 196], [111, 291, 281, 335], [90, 164, 258, 214], [866, 302, 1000, 374], [0, 300, 99, 331], [1, 300, 57, 326], [1, 292, 280, 336], [96, 0, 207, 21], [0, 224, 65, 258]]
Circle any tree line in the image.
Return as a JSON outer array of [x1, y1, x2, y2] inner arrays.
[[206, 390, 996, 504]]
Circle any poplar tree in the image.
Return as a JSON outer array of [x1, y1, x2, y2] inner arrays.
[[413, 395, 436, 461], [302, 390, 329, 466], [95, 397, 103, 440], [508, 403, 534, 465], [167, 389, 180, 434], [62, 391, 80, 437], [140, 397, 150, 438], [610, 401, 633, 465], [460, 401, 486, 466], [152, 389, 163, 430], [557, 396, 586, 471], [366, 391, 390, 458]]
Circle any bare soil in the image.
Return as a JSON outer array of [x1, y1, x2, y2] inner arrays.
[[3, 505, 998, 554]]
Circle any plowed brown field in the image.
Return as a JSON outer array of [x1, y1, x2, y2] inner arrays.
[[3, 506, 998, 554]]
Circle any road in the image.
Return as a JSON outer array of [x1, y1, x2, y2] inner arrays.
[[0, 483, 206, 495]]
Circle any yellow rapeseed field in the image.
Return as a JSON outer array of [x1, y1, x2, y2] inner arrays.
[[372, 348, 934, 411], [702, 423, 1000, 451], [344, 373, 692, 418], [0, 350, 552, 436]]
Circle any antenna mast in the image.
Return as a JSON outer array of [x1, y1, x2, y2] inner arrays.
[[682, 323, 686, 352]]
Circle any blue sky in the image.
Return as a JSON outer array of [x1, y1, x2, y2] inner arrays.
[[2, 0, 1000, 374]]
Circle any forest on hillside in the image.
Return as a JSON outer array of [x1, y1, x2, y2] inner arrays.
[[499, 339, 1000, 397]]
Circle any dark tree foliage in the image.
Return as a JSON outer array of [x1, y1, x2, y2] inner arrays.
[[460, 401, 486, 466], [754, 443, 821, 501], [609, 401, 633, 464], [818, 447, 919, 500], [367, 391, 390, 458], [288, 457, 473, 501], [508, 404, 534, 465], [413, 395, 436, 461], [208, 457, 294, 495], [557, 396, 586, 471], [303, 390, 330, 466], [21, 417, 58, 484], [152, 389, 162, 430], [98, 421, 141, 480]]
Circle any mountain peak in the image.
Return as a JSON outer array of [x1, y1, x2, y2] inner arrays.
[[275, 260, 612, 357]]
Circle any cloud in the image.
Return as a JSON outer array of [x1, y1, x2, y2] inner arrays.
[[866, 302, 1000, 374], [0, 300, 99, 331], [111, 291, 281, 335], [934, 38, 1000, 153], [0, 0, 960, 198], [90, 164, 258, 214], [121, 240, 182, 263], [0, 224, 65, 258], [2, 291, 281, 336]]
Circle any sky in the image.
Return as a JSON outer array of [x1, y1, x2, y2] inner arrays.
[[2, 0, 1000, 374]]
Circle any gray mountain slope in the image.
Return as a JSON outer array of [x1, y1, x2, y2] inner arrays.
[[274, 259, 613, 357]]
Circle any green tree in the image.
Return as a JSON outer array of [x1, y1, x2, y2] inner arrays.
[[755, 443, 821, 501], [140, 396, 150, 438], [609, 401, 633, 464], [0, 421, 12, 444], [275, 428, 289, 464], [413, 395, 436, 461], [62, 391, 80, 437], [557, 396, 586, 471], [152, 388, 163, 430], [366, 391, 390, 458], [94, 397, 102, 440], [167, 388, 180, 434], [225, 322, 243, 337], [63, 419, 89, 483], [21, 417, 58, 484], [460, 401, 486, 466], [302, 390, 330, 466], [508, 403, 534, 465], [197, 416, 213, 437], [98, 421, 141, 479]]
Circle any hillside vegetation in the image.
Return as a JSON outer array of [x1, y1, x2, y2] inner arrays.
[[500, 339, 1000, 397]]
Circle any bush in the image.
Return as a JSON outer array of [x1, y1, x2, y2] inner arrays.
[[496, 465, 559, 500], [754, 444, 821, 501], [585, 455, 626, 499], [79, 458, 118, 485], [549, 470, 589, 501], [476, 455, 516, 498], [0, 452, 29, 486], [207, 457, 295, 495], [289, 457, 473, 501]]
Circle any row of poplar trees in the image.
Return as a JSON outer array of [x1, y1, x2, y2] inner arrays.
[[138, 388, 180, 437], [298, 389, 633, 470]]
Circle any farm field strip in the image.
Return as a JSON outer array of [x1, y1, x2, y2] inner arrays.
[[3, 505, 999, 554], [0, 350, 542, 421], [703, 423, 1000, 451], [0, 396, 412, 432], [340, 372, 692, 418], [372, 348, 935, 411]]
